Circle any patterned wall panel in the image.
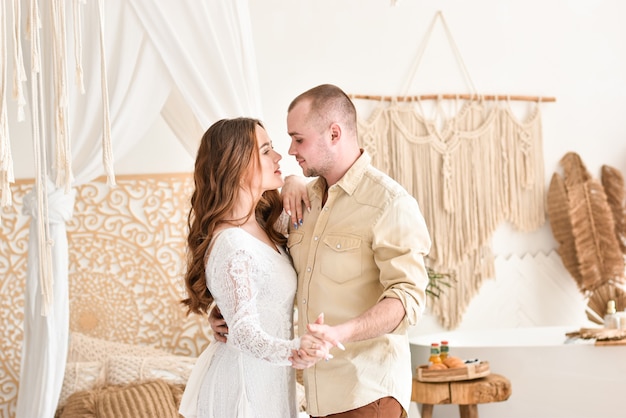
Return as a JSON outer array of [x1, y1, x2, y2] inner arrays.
[[0, 173, 213, 417], [0, 182, 30, 418]]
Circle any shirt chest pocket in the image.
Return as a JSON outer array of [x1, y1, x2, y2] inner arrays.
[[320, 235, 362, 283]]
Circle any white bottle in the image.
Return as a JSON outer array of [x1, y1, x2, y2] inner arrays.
[[604, 300, 619, 329], [616, 309, 626, 330]]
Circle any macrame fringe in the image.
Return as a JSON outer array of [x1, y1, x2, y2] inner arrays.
[[11, 0, 27, 121], [358, 99, 545, 328], [96, 0, 115, 187], [3, 0, 113, 315], [26, 0, 52, 316], [428, 245, 495, 329], [73, 0, 85, 94], [1, 0, 14, 210], [51, 0, 74, 192]]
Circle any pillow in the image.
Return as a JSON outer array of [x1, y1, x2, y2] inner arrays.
[[106, 355, 196, 386], [58, 362, 106, 407], [68, 333, 171, 363], [61, 333, 184, 409], [58, 380, 183, 418]]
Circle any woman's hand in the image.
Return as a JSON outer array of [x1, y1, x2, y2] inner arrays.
[[301, 333, 332, 359], [289, 313, 344, 369], [289, 333, 333, 369], [281, 175, 310, 228], [208, 305, 229, 343]]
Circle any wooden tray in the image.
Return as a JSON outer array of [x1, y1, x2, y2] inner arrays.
[[416, 361, 490, 382]]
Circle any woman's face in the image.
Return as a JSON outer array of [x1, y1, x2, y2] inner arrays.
[[255, 125, 284, 192]]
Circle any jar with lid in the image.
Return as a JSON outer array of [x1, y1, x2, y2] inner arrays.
[[440, 340, 450, 360], [604, 300, 619, 329], [428, 343, 442, 365]]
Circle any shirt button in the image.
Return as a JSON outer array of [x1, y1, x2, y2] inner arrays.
[[314, 236, 319, 241], [307, 267, 311, 272], [302, 299, 307, 304], [324, 207, 329, 211], [336, 244, 341, 249]]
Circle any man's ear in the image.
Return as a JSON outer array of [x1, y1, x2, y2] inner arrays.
[[330, 123, 341, 142]]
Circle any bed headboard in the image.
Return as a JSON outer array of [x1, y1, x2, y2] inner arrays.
[[0, 173, 212, 417]]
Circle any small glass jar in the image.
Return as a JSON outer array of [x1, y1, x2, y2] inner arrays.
[[428, 343, 442, 365], [440, 340, 449, 360], [616, 310, 626, 330], [604, 300, 619, 329]]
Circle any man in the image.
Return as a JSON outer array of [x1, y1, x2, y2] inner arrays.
[[212, 84, 431, 417]]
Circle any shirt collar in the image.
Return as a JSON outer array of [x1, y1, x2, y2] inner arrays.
[[336, 149, 370, 196], [311, 150, 371, 198]]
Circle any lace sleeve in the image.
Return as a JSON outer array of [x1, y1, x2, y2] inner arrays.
[[274, 211, 290, 236], [208, 245, 300, 366]]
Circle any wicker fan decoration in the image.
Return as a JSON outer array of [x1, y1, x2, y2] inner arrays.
[[546, 152, 626, 324], [587, 283, 626, 324]]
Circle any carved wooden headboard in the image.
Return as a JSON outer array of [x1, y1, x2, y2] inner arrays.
[[0, 173, 212, 417]]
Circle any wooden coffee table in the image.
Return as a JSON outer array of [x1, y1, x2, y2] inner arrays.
[[412, 373, 512, 418]]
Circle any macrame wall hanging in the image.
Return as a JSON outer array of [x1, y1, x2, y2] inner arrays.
[[1, 0, 113, 313], [354, 11, 555, 329]]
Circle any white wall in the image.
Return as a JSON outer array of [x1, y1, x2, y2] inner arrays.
[[9, 0, 626, 334], [252, 0, 626, 335]]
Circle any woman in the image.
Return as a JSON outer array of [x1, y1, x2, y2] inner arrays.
[[179, 118, 328, 418]]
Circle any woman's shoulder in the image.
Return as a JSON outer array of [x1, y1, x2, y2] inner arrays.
[[211, 227, 249, 250]]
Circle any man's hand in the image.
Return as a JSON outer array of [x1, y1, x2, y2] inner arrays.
[[281, 175, 310, 228], [289, 313, 343, 369], [208, 305, 229, 343], [290, 313, 325, 369], [306, 322, 344, 351]]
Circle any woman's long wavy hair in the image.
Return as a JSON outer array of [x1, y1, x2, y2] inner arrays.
[[182, 117, 286, 316]]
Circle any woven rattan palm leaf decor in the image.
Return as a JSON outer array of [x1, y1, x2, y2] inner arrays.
[[547, 173, 582, 286], [568, 174, 623, 291], [601, 165, 626, 254], [547, 152, 626, 322], [586, 283, 626, 324]]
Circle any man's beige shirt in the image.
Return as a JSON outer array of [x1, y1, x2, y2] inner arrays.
[[287, 151, 431, 416]]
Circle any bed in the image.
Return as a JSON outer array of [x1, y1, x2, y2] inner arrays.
[[1, 174, 208, 417], [1, 173, 305, 417]]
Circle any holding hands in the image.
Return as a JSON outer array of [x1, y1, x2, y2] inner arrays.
[[290, 313, 344, 369], [208, 307, 343, 369]]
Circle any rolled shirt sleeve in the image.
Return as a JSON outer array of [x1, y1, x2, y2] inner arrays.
[[373, 192, 431, 326]]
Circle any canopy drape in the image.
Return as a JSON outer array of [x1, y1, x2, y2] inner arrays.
[[11, 1, 262, 417], [127, 0, 263, 151]]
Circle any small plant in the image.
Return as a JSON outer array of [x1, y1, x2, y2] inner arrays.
[[426, 267, 456, 298]]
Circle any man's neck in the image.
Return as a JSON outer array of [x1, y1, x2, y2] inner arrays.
[[324, 147, 362, 187]]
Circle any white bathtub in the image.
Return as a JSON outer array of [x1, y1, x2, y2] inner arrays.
[[409, 326, 626, 418]]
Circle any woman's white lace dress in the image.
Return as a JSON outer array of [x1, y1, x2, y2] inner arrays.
[[194, 227, 300, 418]]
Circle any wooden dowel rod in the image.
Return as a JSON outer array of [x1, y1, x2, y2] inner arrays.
[[350, 93, 556, 103]]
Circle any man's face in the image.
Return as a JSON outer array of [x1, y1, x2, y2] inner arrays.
[[287, 101, 333, 178]]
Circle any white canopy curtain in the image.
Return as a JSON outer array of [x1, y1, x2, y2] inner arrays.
[[13, 1, 262, 417]]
